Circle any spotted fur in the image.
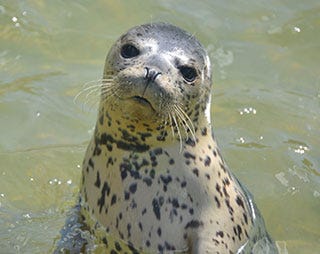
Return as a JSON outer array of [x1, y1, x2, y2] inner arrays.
[[55, 23, 277, 254]]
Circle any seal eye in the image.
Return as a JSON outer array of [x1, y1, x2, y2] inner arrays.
[[121, 44, 140, 58], [179, 66, 197, 82]]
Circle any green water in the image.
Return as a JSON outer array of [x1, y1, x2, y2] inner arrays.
[[0, 1, 319, 253]]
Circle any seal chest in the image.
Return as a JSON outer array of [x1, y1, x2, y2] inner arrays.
[[77, 23, 278, 253]]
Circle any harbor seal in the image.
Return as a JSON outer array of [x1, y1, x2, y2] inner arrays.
[[55, 22, 278, 253]]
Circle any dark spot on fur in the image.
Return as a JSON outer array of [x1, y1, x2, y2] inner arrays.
[[185, 137, 196, 147], [152, 198, 161, 220], [93, 145, 102, 156], [214, 196, 221, 208], [94, 171, 101, 188], [216, 183, 223, 197], [102, 237, 108, 246], [185, 220, 203, 229], [124, 191, 130, 200], [88, 158, 94, 168], [149, 169, 156, 179], [219, 162, 227, 173], [204, 156, 211, 166], [138, 222, 143, 231], [184, 151, 196, 160], [160, 175, 172, 185], [129, 183, 138, 194], [153, 147, 163, 155], [143, 177, 152, 186], [213, 150, 217, 157], [216, 231, 224, 238], [192, 168, 199, 177], [127, 223, 132, 238], [243, 212, 248, 225], [236, 195, 245, 209], [97, 181, 111, 213], [201, 127, 207, 136], [111, 194, 117, 206], [115, 241, 122, 251]]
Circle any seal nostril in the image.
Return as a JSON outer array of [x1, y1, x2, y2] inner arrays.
[[144, 67, 161, 82], [144, 67, 150, 79], [152, 72, 162, 81]]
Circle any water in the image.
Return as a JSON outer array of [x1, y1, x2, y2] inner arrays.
[[0, 1, 319, 253]]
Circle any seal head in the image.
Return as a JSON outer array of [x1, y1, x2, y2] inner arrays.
[[100, 23, 211, 139]]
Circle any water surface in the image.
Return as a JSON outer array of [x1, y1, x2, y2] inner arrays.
[[0, 1, 319, 253]]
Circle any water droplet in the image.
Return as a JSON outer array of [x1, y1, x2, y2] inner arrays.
[[239, 107, 257, 115], [293, 145, 309, 154], [293, 26, 301, 33], [237, 137, 245, 143], [23, 213, 31, 219], [313, 191, 320, 198], [288, 186, 298, 195]]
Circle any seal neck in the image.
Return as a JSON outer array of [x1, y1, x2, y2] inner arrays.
[[93, 104, 212, 153]]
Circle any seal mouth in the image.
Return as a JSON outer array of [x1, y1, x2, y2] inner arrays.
[[131, 96, 155, 110]]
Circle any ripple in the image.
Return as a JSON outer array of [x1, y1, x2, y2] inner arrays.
[[284, 139, 310, 155], [275, 172, 289, 187]]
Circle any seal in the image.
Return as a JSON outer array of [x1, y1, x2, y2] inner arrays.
[[55, 22, 278, 254]]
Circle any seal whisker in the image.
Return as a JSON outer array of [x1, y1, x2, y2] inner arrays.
[[101, 86, 122, 105], [171, 111, 183, 152], [168, 112, 176, 141], [85, 97, 100, 111], [100, 86, 120, 99], [85, 87, 101, 100], [175, 104, 196, 142], [73, 84, 102, 104], [74, 77, 115, 106], [173, 105, 190, 140], [76, 79, 116, 111]]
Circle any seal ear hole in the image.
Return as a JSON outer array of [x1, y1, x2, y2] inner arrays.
[[120, 44, 140, 58], [178, 66, 197, 83]]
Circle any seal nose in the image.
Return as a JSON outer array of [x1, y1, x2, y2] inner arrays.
[[144, 67, 161, 82]]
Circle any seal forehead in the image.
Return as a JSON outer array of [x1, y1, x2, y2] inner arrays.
[[123, 23, 208, 66]]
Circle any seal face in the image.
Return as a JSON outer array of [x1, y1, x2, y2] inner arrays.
[[100, 22, 211, 137], [56, 22, 278, 254]]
